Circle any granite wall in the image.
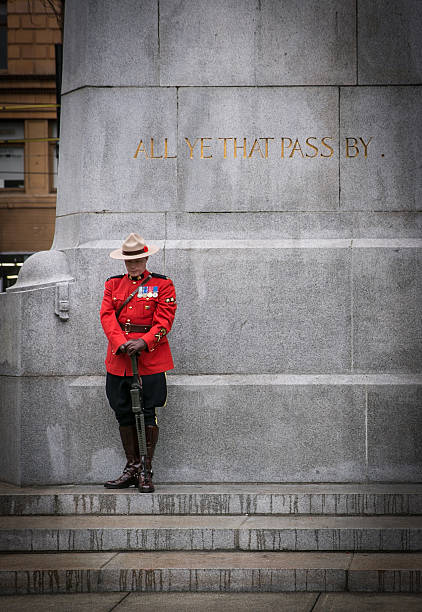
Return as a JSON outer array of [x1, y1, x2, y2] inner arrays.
[[0, 0, 421, 484]]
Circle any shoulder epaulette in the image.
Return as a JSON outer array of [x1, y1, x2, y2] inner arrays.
[[151, 272, 168, 280], [106, 274, 124, 281]]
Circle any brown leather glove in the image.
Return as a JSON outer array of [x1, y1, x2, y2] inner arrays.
[[124, 338, 147, 356]]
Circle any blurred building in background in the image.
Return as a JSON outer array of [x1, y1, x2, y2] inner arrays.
[[0, 0, 62, 291]]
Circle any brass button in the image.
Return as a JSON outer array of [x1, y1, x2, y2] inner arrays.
[[127, 319, 130, 322], [113, 297, 117, 300], [132, 281, 136, 284], [129, 306, 133, 309]]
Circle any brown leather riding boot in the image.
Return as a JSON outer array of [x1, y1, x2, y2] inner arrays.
[[138, 425, 159, 493], [104, 425, 140, 488]]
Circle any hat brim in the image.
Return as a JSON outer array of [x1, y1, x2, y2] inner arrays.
[[109, 244, 160, 260]]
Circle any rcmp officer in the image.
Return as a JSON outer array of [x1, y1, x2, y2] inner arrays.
[[100, 233, 177, 492]]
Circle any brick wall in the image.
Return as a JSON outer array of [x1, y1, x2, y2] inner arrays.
[[6, 0, 62, 75]]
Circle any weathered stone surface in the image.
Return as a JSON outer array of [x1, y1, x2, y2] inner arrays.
[[352, 248, 422, 372], [358, 0, 422, 85], [2, 373, 421, 485], [160, 0, 356, 86], [2, 553, 422, 594], [105, 551, 352, 570], [0, 378, 20, 486], [1, 515, 421, 553], [0, 592, 319, 609], [160, 0, 258, 86], [0, 291, 22, 376], [348, 554, 422, 592], [167, 244, 351, 373], [0, 593, 126, 611], [2, 376, 121, 486], [239, 516, 422, 552], [367, 386, 422, 482], [159, 382, 365, 482], [255, 0, 356, 86], [315, 593, 422, 609], [53, 213, 166, 250], [351, 553, 422, 570], [57, 88, 177, 216], [2, 483, 421, 516], [0, 552, 115, 570], [114, 592, 319, 610], [340, 87, 422, 211], [0, 377, 366, 485], [177, 87, 339, 212], [61, 0, 158, 93], [166, 212, 422, 240], [9, 284, 83, 377]]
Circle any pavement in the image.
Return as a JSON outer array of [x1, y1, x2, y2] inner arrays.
[[1, 592, 422, 611]]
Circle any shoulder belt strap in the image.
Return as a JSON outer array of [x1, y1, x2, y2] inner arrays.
[[115, 274, 152, 319]]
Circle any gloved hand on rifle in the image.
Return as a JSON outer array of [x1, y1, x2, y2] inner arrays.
[[117, 339, 147, 356]]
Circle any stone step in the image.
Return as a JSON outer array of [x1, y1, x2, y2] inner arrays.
[[1, 483, 421, 516], [1, 551, 421, 594], [1, 515, 422, 553]]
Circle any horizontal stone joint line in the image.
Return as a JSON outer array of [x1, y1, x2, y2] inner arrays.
[[61, 83, 422, 95], [163, 239, 422, 250]]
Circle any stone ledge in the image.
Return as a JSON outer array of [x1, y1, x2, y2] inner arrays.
[[1, 483, 422, 516], [1, 515, 421, 552], [0, 552, 422, 594], [65, 374, 422, 387]]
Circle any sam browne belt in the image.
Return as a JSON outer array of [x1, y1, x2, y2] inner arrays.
[[119, 322, 151, 334]]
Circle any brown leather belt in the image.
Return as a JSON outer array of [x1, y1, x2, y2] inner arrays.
[[119, 322, 151, 334]]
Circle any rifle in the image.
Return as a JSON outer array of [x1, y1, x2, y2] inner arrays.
[[129, 353, 148, 464]]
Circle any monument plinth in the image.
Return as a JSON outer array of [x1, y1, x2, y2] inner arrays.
[[0, 0, 421, 485]]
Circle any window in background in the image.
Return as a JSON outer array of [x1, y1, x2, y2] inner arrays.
[[0, 121, 25, 189], [0, 254, 31, 292], [49, 119, 58, 192]]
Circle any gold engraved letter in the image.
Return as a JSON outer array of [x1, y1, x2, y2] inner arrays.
[[289, 139, 304, 158], [150, 138, 163, 159], [185, 138, 199, 159], [321, 137, 334, 158], [305, 137, 319, 158], [281, 137, 292, 158], [133, 140, 149, 159], [218, 137, 233, 159], [248, 139, 265, 159], [234, 138, 247, 159], [359, 137, 372, 158], [345, 137, 359, 158], [261, 138, 274, 159], [200, 137, 213, 159], [164, 138, 177, 159]]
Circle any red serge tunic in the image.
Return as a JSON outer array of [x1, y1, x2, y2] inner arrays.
[[100, 270, 177, 376]]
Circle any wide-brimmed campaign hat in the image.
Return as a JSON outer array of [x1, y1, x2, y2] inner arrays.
[[109, 233, 160, 260]]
